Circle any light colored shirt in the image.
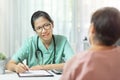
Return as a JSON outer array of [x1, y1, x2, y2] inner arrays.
[[61, 46, 120, 80], [12, 34, 74, 67]]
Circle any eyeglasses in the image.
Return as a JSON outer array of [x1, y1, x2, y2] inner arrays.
[[35, 23, 51, 32]]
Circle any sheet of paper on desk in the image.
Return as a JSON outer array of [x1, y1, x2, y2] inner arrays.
[[18, 70, 54, 77]]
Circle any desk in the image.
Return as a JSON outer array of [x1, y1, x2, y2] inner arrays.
[[0, 70, 61, 80]]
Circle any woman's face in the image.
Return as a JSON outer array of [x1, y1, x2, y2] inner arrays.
[[34, 17, 53, 42]]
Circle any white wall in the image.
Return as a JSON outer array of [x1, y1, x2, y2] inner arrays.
[[0, 0, 7, 53], [1, 0, 120, 57]]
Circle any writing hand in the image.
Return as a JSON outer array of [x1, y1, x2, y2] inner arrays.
[[15, 63, 29, 73]]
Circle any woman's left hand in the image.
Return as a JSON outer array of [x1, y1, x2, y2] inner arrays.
[[30, 65, 44, 70]]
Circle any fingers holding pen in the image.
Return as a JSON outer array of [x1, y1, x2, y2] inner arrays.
[[15, 63, 29, 73]]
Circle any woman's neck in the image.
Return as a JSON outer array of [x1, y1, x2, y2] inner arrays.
[[43, 38, 52, 49]]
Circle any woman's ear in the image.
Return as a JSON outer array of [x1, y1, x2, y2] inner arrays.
[[89, 23, 95, 34], [89, 23, 96, 45]]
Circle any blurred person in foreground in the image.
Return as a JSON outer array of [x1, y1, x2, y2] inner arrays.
[[60, 7, 120, 80]]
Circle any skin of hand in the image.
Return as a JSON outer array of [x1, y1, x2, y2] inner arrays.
[[15, 63, 29, 73], [29, 63, 64, 70], [30, 65, 44, 70]]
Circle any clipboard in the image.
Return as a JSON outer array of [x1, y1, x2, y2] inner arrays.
[[17, 70, 54, 77], [51, 69, 62, 75]]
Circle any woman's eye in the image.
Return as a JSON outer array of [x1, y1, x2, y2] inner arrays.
[[38, 27, 42, 29], [45, 23, 50, 26]]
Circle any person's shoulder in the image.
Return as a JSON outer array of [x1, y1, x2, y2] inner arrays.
[[64, 51, 89, 73], [68, 50, 94, 65], [72, 51, 89, 60], [24, 34, 38, 43]]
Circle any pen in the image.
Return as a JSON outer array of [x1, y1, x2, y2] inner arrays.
[[18, 58, 29, 71]]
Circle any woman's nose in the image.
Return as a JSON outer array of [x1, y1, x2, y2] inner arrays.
[[41, 28, 47, 33]]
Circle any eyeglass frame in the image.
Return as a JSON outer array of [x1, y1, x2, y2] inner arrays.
[[35, 23, 52, 32]]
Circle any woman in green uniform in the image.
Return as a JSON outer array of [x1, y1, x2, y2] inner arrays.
[[6, 11, 74, 73]]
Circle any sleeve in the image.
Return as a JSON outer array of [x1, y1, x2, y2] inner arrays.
[[11, 38, 31, 63], [63, 39, 74, 61]]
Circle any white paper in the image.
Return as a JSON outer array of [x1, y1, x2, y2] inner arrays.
[[18, 70, 53, 77]]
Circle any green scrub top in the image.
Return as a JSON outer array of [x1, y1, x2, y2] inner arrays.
[[12, 34, 74, 67]]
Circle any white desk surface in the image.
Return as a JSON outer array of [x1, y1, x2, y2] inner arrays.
[[0, 70, 61, 80]]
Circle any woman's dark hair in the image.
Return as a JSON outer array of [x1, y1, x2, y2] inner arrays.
[[91, 7, 120, 46], [31, 11, 53, 31]]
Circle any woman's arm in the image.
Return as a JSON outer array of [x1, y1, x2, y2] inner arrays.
[[30, 63, 64, 70], [6, 60, 29, 73]]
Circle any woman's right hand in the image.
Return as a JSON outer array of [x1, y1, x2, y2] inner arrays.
[[15, 63, 29, 73]]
